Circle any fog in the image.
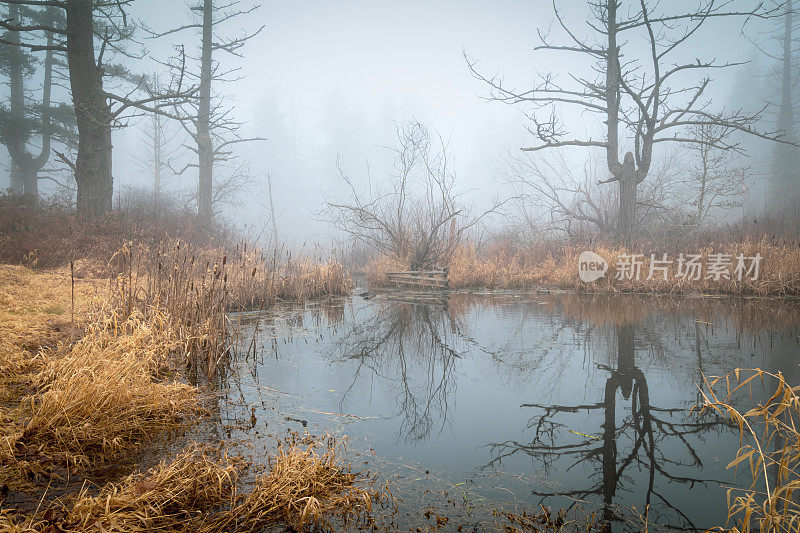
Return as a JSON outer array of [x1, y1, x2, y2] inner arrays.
[[2, 1, 786, 245]]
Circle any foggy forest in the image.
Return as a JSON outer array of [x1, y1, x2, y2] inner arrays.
[[1, 1, 800, 532]]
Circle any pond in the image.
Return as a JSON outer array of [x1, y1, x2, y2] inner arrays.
[[219, 291, 800, 531]]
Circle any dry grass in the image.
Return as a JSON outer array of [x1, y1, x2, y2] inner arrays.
[[17, 309, 200, 465], [0, 260, 372, 532], [497, 506, 604, 532], [208, 435, 378, 532], [109, 240, 351, 378], [370, 238, 800, 295], [0, 436, 380, 532], [0, 214, 368, 531], [0, 265, 203, 494], [0, 309, 202, 493], [365, 255, 407, 288], [696, 369, 800, 532], [0, 264, 98, 365], [0, 265, 104, 489], [180, 243, 351, 310]]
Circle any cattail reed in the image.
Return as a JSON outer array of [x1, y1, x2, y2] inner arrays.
[[109, 239, 351, 379]]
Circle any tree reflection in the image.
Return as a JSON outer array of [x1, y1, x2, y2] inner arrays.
[[330, 295, 466, 442], [486, 323, 730, 531]]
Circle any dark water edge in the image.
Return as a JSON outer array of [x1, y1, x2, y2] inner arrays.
[[215, 291, 800, 532]]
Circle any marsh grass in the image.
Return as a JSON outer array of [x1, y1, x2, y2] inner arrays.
[[369, 238, 800, 295], [0, 304, 203, 493], [0, 436, 380, 532], [21, 310, 200, 464], [109, 240, 351, 378], [696, 368, 800, 532]]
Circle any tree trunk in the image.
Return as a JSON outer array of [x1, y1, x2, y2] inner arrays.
[[66, 0, 113, 217], [21, 165, 38, 199], [153, 112, 161, 213], [9, 165, 24, 195], [617, 154, 637, 246], [4, 5, 55, 202], [771, 0, 800, 203], [27, 11, 55, 200], [196, 0, 214, 225], [6, 3, 29, 196], [604, 1, 639, 246]]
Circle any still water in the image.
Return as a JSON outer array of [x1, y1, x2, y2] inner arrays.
[[220, 291, 800, 531]]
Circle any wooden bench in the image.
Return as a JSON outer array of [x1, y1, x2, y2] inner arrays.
[[386, 270, 449, 290]]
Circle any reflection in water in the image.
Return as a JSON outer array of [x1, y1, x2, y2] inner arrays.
[[329, 295, 464, 442], [486, 323, 729, 530], [228, 292, 800, 530]]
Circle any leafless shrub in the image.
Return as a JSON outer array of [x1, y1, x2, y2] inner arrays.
[[325, 121, 507, 270]]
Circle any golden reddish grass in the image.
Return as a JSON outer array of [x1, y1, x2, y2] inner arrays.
[[0, 264, 202, 494], [0, 437, 379, 533], [696, 369, 800, 532], [107, 240, 351, 377], [0, 257, 372, 532], [18, 309, 200, 465], [370, 238, 800, 295]]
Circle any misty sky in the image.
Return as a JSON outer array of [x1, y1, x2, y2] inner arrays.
[[4, 1, 781, 245]]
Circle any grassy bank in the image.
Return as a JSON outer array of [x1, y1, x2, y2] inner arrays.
[[368, 238, 800, 295], [0, 260, 376, 531], [1, 437, 379, 532], [0, 265, 200, 492]]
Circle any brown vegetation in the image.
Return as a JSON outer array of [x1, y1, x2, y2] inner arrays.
[[0, 196, 220, 270], [696, 369, 800, 532], [0, 436, 379, 532], [369, 238, 800, 295], [0, 266, 202, 495], [0, 205, 368, 531]]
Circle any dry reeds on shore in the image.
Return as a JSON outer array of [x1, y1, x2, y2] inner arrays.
[[0, 260, 378, 532], [109, 240, 351, 378], [21, 309, 200, 463], [0, 237, 368, 532], [696, 369, 800, 532], [368, 237, 800, 295], [0, 436, 380, 533], [0, 304, 203, 493]]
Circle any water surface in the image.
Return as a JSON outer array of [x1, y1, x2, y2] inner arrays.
[[220, 291, 800, 531]]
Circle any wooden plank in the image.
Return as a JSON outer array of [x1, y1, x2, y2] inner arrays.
[[389, 277, 448, 284], [387, 279, 449, 289], [388, 276, 447, 283], [386, 271, 448, 276], [387, 275, 446, 282], [385, 269, 449, 290]]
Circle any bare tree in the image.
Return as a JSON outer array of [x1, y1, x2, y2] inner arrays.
[[325, 121, 507, 270], [148, 0, 265, 226], [506, 148, 686, 241], [124, 72, 188, 215], [749, 0, 800, 202], [0, 4, 71, 199], [682, 122, 747, 227], [131, 103, 181, 214], [467, 0, 786, 245], [505, 150, 618, 240], [0, 0, 196, 217]]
